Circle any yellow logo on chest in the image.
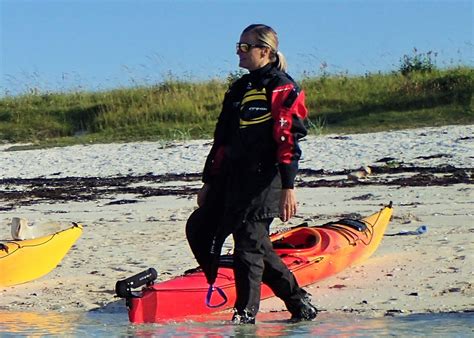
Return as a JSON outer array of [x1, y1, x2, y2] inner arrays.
[[240, 88, 272, 128]]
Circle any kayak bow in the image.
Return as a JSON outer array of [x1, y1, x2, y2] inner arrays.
[[0, 224, 82, 287]]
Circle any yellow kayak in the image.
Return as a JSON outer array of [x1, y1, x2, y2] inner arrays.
[[0, 223, 82, 286]]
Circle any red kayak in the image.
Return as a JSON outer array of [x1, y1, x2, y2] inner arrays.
[[117, 203, 393, 323]]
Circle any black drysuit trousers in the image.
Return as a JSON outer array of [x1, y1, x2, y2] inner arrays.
[[186, 202, 308, 317]]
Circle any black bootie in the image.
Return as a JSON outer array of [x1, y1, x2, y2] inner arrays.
[[231, 309, 256, 324], [286, 292, 318, 322]]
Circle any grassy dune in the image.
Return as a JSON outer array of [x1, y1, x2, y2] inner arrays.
[[0, 66, 472, 145]]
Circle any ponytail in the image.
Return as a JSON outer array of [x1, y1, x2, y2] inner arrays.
[[274, 51, 288, 72]]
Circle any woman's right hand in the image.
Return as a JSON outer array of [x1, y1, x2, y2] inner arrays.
[[197, 183, 211, 207]]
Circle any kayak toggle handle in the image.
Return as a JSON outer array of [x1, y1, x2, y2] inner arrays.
[[115, 267, 158, 298], [206, 284, 228, 308]]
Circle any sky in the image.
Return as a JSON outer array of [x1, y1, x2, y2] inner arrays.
[[1, 0, 472, 96]]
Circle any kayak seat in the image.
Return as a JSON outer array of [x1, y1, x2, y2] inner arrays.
[[272, 241, 296, 249], [273, 228, 320, 251]]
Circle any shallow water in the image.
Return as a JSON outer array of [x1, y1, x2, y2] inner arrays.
[[0, 310, 472, 337]]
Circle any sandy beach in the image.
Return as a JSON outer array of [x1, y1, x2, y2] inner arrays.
[[0, 125, 472, 319]]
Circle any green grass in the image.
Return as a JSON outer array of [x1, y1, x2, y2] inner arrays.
[[302, 67, 473, 133], [0, 66, 472, 146]]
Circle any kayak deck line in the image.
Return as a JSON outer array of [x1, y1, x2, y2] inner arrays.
[[0, 224, 83, 287]]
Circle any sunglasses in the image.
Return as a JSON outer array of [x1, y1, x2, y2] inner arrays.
[[236, 42, 267, 53]]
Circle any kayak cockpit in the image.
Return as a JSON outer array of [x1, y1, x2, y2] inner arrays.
[[272, 227, 320, 254]]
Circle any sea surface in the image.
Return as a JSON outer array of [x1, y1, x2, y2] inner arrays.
[[0, 310, 472, 337]]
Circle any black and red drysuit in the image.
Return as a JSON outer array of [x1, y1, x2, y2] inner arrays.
[[186, 63, 310, 317]]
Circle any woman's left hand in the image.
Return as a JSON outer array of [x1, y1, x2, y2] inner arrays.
[[279, 188, 297, 222]]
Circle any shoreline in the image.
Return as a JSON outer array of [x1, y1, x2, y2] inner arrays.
[[0, 125, 473, 318]]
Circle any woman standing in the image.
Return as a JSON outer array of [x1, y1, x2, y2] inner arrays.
[[186, 24, 317, 324]]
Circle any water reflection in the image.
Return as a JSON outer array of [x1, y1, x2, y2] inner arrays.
[[0, 310, 472, 337], [0, 311, 80, 335]]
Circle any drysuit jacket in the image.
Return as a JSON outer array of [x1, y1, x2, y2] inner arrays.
[[186, 64, 308, 280]]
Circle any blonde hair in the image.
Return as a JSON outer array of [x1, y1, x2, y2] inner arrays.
[[242, 24, 288, 72]]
